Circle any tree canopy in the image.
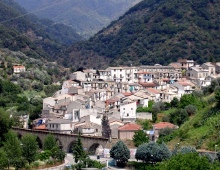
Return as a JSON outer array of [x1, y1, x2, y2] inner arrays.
[[110, 140, 130, 164], [133, 130, 149, 147]]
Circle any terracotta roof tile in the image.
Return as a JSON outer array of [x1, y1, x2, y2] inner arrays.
[[178, 82, 190, 86], [122, 92, 133, 97], [139, 82, 157, 87], [118, 123, 142, 131], [153, 122, 177, 130], [34, 124, 46, 130], [147, 88, 161, 94]]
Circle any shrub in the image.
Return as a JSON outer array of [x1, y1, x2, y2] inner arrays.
[[46, 159, 54, 165], [39, 150, 52, 161], [185, 105, 197, 116]]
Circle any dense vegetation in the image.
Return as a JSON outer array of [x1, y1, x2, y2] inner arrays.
[[14, 0, 141, 38], [0, 0, 83, 62], [61, 0, 220, 69], [0, 131, 66, 169], [0, 48, 69, 123], [153, 78, 220, 151]]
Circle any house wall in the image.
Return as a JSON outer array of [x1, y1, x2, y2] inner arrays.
[[119, 131, 135, 140], [170, 83, 185, 98], [70, 71, 86, 81], [109, 68, 126, 82], [120, 102, 137, 122], [47, 123, 72, 132], [138, 73, 153, 83], [79, 109, 98, 119], [201, 63, 215, 76], [136, 112, 152, 120], [43, 97, 56, 109], [110, 123, 124, 139]]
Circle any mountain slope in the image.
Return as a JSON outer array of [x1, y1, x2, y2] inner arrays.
[[14, 0, 141, 38], [0, 0, 83, 61], [60, 0, 220, 69]]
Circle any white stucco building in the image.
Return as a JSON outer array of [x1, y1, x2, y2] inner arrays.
[[120, 102, 137, 122]]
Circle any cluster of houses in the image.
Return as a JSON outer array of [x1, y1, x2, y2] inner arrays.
[[30, 59, 220, 141]]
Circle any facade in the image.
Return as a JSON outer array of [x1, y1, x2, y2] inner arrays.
[[201, 62, 215, 76], [152, 122, 178, 141], [118, 123, 142, 140], [177, 59, 194, 70], [46, 119, 73, 133], [120, 102, 137, 122], [13, 65, 26, 74]]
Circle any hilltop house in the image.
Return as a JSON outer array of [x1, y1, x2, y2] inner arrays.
[[13, 65, 25, 74], [118, 123, 142, 140], [152, 122, 178, 142]]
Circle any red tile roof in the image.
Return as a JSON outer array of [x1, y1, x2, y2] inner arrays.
[[13, 65, 25, 68], [147, 88, 161, 94], [139, 82, 157, 87], [34, 124, 46, 130], [118, 123, 142, 131], [153, 122, 177, 130], [122, 92, 133, 97], [178, 82, 190, 86]]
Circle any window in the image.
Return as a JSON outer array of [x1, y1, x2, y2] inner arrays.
[[96, 129, 98, 132], [56, 125, 58, 128], [127, 113, 129, 116], [120, 69, 122, 72], [131, 108, 133, 110], [123, 108, 125, 110], [52, 124, 54, 128]]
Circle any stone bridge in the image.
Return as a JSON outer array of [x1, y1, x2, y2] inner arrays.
[[12, 128, 109, 154]]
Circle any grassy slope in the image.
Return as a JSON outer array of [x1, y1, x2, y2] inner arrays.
[[164, 94, 220, 151]]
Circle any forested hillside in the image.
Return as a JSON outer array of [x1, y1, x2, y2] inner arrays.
[[0, 0, 83, 61], [14, 0, 141, 38], [60, 0, 220, 69]]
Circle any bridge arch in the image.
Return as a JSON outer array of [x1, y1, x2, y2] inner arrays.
[[12, 128, 109, 154], [55, 138, 63, 149], [36, 136, 43, 149], [16, 131, 43, 149], [67, 141, 77, 153], [17, 132, 22, 139], [88, 143, 104, 155]]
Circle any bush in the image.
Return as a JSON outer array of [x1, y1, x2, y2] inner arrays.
[[39, 150, 52, 161], [185, 105, 197, 116], [46, 159, 54, 165]]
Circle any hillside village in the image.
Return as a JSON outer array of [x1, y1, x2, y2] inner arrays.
[[27, 59, 220, 142]]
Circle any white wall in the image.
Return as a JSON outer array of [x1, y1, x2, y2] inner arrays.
[[120, 102, 137, 120]]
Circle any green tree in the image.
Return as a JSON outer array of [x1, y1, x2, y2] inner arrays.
[[157, 153, 214, 170], [215, 88, 220, 107], [0, 108, 13, 145], [51, 146, 66, 162], [133, 130, 149, 147], [141, 120, 150, 130], [185, 105, 197, 116], [110, 140, 130, 165], [170, 97, 179, 107], [3, 131, 22, 168], [72, 133, 87, 163], [21, 134, 39, 164], [178, 146, 197, 154], [179, 94, 196, 108], [0, 149, 8, 169], [135, 142, 171, 164], [43, 134, 57, 151]]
